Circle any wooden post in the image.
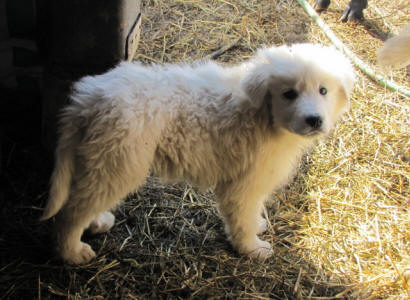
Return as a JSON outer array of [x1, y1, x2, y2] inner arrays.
[[41, 0, 141, 153]]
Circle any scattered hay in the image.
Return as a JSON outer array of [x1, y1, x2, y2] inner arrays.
[[1, 0, 408, 299]]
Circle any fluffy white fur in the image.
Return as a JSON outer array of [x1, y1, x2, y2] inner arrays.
[[377, 26, 410, 69], [41, 43, 355, 264]]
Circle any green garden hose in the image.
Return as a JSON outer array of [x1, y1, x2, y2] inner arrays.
[[296, 0, 410, 97]]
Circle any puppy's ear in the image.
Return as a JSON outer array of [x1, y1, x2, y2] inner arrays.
[[336, 68, 355, 114], [241, 71, 269, 108], [333, 83, 351, 117]]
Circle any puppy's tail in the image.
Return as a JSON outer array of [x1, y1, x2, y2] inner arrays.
[[377, 27, 410, 70], [40, 120, 79, 221]]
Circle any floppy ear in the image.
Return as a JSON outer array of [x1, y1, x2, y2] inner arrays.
[[332, 83, 351, 119], [336, 68, 355, 114], [241, 70, 269, 108]]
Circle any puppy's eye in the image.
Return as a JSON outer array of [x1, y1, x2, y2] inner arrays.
[[282, 89, 298, 100], [319, 87, 327, 95]]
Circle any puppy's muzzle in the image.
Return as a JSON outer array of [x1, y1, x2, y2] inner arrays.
[[305, 115, 323, 130], [301, 115, 323, 136]]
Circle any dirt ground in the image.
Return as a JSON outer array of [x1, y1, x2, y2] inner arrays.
[[1, 0, 409, 299]]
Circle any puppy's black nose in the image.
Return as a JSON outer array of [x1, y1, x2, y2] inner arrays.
[[306, 116, 323, 130]]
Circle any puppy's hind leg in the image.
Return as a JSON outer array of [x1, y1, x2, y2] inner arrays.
[[55, 199, 100, 265], [55, 175, 125, 264], [56, 167, 150, 264], [55, 142, 154, 264], [88, 211, 116, 234]]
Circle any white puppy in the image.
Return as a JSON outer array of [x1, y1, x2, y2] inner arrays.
[[41, 44, 355, 264]]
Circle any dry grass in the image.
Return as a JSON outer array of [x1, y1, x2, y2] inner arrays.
[[1, 0, 409, 299]]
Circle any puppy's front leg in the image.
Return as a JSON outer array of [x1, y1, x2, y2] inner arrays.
[[215, 182, 273, 261]]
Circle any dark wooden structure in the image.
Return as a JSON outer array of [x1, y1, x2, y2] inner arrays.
[[0, 0, 141, 162]]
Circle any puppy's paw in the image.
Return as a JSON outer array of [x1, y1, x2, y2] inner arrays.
[[88, 211, 115, 234], [238, 237, 273, 261], [248, 239, 273, 261], [61, 242, 96, 265], [257, 217, 268, 235]]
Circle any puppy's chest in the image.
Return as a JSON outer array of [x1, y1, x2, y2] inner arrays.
[[253, 135, 309, 185]]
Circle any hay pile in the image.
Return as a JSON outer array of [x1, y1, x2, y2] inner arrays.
[[1, 0, 408, 299]]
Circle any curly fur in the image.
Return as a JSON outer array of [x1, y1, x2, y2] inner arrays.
[[41, 43, 355, 264]]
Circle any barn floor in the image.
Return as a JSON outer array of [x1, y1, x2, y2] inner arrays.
[[1, 0, 409, 299]]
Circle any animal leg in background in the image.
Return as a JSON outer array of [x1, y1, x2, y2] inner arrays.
[[314, 0, 368, 22]]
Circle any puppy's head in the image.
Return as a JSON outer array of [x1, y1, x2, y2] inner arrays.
[[241, 44, 355, 136]]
